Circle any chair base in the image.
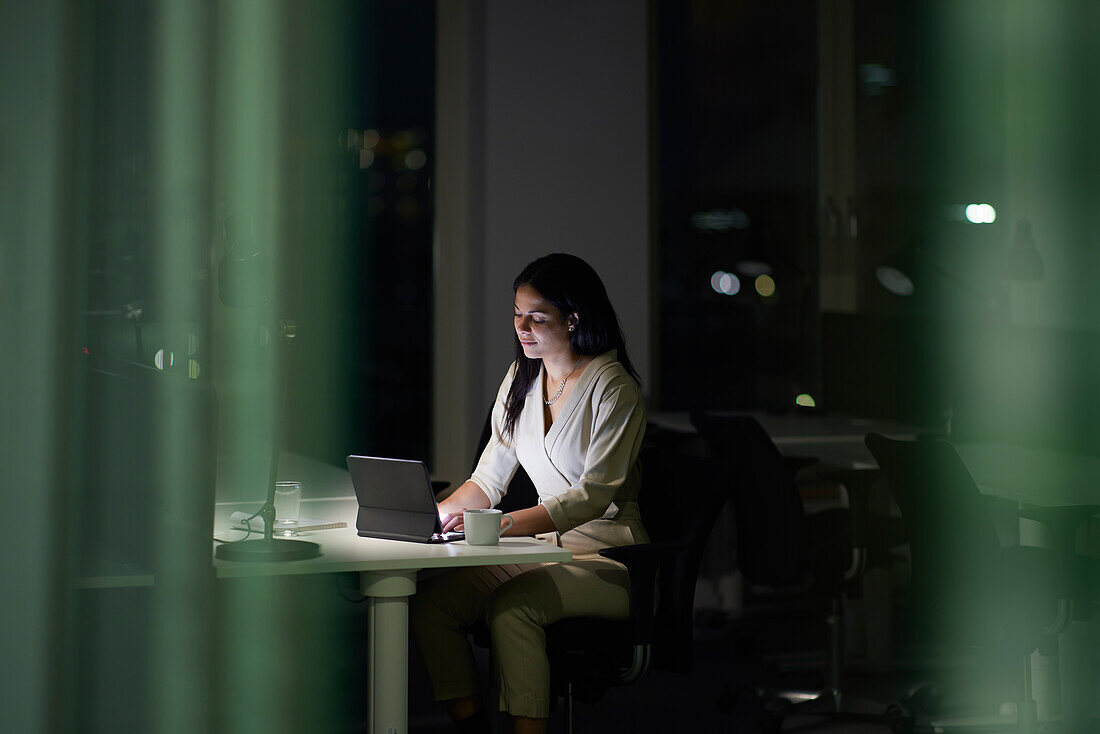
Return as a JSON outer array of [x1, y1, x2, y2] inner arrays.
[[761, 688, 915, 733], [926, 712, 1025, 733]]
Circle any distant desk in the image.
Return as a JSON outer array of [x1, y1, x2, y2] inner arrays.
[[213, 497, 571, 734], [649, 410, 924, 469], [956, 442, 1100, 508]]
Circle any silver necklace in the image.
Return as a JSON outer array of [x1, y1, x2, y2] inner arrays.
[[545, 356, 582, 406]]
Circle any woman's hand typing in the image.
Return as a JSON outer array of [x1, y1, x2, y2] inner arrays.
[[437, 480, 492, 532]]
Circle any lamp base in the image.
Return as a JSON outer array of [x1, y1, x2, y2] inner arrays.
[[215, 536, 321, 562]]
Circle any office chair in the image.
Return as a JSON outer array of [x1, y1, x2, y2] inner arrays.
[[540, 446, 729, 733], [463, 443, 728, 733], [865, 433, 1100, 733], [690, 412, 910, 733]]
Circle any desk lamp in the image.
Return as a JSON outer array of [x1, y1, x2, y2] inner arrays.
[[214, 235, 320, 562]]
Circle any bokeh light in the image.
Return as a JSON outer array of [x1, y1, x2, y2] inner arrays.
[[710, 270, 741, 295], [964, 203, 996, 224], [405, 149, 427, 170], [154, 348, 174, 370], [754, 274, 776, 297]]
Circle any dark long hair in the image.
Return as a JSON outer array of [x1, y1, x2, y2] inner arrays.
[[503, 253, 641, 438]]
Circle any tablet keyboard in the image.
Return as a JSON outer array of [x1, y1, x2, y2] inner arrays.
[[429, 531, 465, 543]]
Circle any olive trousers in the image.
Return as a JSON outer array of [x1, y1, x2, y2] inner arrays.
[[409, 558, 631, 719]]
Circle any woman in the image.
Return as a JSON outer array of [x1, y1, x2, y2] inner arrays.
[[411, 253, 647, 734]]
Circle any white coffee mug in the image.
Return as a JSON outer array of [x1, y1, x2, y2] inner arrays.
[[463, 508, 514, 546]]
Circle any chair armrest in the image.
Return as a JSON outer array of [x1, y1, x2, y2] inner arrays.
[[598, 541, 689, 646], [1018, 504, 1100, 557], [818, 468, 882, 550]]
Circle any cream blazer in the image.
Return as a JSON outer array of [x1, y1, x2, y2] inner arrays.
[[468, 350, 648, 556]]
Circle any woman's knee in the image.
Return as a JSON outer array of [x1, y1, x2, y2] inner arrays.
[[409, 572, 467, 636], [485, 578, 551, 640]]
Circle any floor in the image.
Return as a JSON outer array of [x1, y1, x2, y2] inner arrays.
[[386, 587, 1059, 734]]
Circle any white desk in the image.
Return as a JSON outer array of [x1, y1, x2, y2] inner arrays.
[[213, 496, 571, 734]]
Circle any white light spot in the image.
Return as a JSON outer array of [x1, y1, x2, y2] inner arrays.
[[722, 272, 740, 295], [154, 349, 174, 370], [359, 149, 375, 169], [876, 265, 914, 296], [710, 271, 741, 295], [188, 360, 200, 379], [711, 271, 726, 293], [965, 203, 996, 224], [405, 149, 427, 170]]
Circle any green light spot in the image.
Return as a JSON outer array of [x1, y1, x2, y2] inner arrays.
[[795, 393, 816, 408]]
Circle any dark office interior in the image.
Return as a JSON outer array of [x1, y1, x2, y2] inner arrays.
[[4, 0, 1100, 732]]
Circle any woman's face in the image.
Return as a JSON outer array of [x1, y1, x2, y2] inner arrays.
[[514, 284, 576, 362]]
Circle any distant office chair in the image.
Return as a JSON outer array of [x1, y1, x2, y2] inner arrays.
[[690, 412, 909, 733], [865, 433, 1100, 733]]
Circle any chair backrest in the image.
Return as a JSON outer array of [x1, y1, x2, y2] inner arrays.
[[637, 446, 730, 674], [864, 433, 1006, 644], [690, 412, 806, 586]]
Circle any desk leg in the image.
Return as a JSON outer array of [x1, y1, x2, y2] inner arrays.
[[361, 570, 418, 734], [1058, 616, 1090, 733], [1019, 511, 1062, 723]]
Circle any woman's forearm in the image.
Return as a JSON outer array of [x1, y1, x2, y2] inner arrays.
[[438, 480, 491, 519], [502, 504, 556, 537], [439, 481, 557, 537]]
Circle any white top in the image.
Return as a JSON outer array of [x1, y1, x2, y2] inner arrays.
[[469, 350, 648, 555]]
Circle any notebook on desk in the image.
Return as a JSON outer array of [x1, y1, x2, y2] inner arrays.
[[346, 454, 464, 543]]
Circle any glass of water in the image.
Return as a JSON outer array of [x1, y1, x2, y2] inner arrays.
[[273, 481, 302, 536]]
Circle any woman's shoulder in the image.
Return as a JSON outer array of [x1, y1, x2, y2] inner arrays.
[[588, 352, 641, 398], [492, 360, 519, 398]]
